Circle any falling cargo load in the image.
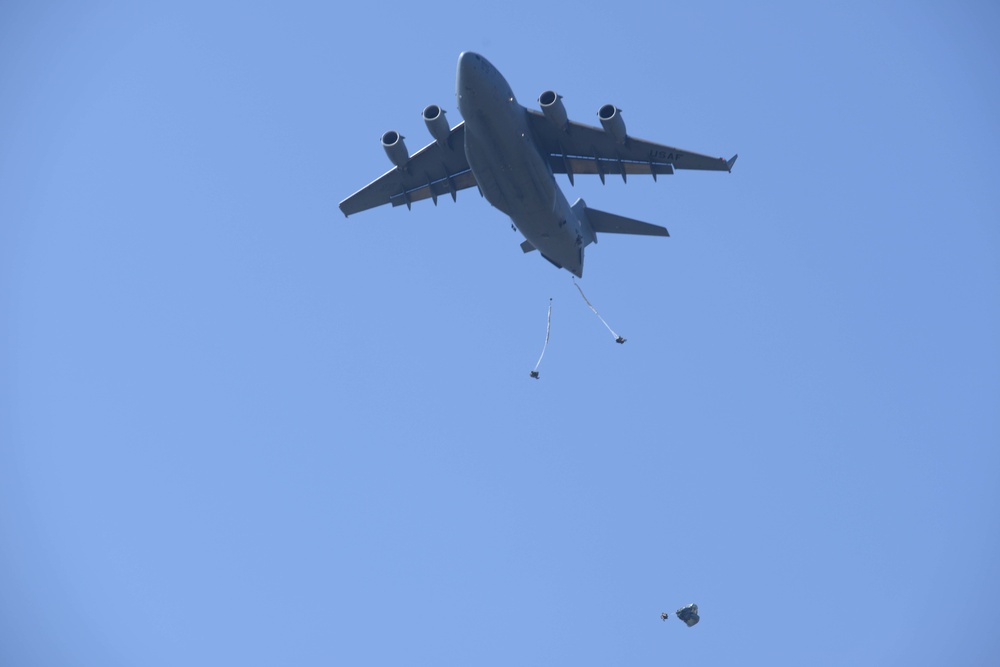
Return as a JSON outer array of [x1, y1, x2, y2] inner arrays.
[[676, 603, 700, 627]]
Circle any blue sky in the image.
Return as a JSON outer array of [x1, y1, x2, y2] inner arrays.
[[2, 2, 998, 665]]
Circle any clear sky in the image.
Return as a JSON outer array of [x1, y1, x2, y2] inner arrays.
[[2, 2, 998, 665]]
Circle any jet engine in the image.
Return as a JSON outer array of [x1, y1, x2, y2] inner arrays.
[[423, 105, 451, 146], [598, 104, 627, 144], [538, 90, 568, 132], [381, 130, 409, 168]]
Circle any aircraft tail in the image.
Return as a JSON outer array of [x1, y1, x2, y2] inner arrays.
[[571, 199, 669, 240]]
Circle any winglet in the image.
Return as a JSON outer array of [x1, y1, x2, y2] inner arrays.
[[726, 154, 738, 173]]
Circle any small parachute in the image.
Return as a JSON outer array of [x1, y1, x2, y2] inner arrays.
[[573, 279, 625, 344], [676, 603, 700, 627], [529, 298, 553, 379]]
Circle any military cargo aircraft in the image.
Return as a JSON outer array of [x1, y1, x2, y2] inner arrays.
[[340, 52, 736, 278]]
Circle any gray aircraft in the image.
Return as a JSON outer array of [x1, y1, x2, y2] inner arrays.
[[339, 52, 737, 278]]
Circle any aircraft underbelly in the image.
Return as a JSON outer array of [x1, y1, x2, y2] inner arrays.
[[519, 186, 584, 275], [465, 110, 553, 212], [464, 107, 583, 275]]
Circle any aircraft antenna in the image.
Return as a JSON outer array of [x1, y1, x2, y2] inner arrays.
[[573, 279, 626, 344], [529, 298, 552, 379]]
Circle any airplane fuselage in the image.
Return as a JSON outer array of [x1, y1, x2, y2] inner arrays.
[[456, 52, 587, 277]]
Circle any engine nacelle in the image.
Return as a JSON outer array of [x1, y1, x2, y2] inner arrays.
[[423, 105, 451, 146], [598, 104, 627, 144], [381, 130, 409, 168], [539, 90, 568, 131]]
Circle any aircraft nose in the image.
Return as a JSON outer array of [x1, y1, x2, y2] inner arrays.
[[457, 51, 484, 104], [457, 51, 481, 82], [456, 52, 509, 111]]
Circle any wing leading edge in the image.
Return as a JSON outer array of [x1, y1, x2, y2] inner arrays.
[[525, 110, 736, 183], [339, 122, 477, 216]]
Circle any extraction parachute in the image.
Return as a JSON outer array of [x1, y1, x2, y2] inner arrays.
[[529, 298, 552, 379]]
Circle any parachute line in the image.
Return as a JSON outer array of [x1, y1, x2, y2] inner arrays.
[[530, 298, 552, 379], [573, 280, 626, 344]]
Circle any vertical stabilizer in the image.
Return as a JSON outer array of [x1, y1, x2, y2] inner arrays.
[[571, 199, 597, 247]]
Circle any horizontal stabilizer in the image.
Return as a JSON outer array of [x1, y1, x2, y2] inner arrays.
[[520, 240, 537, 253], [584, 206, 669, 237]]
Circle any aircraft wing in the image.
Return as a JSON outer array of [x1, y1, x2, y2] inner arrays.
[[525, 110, 736, 182], [339, 122, 477, 216]]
